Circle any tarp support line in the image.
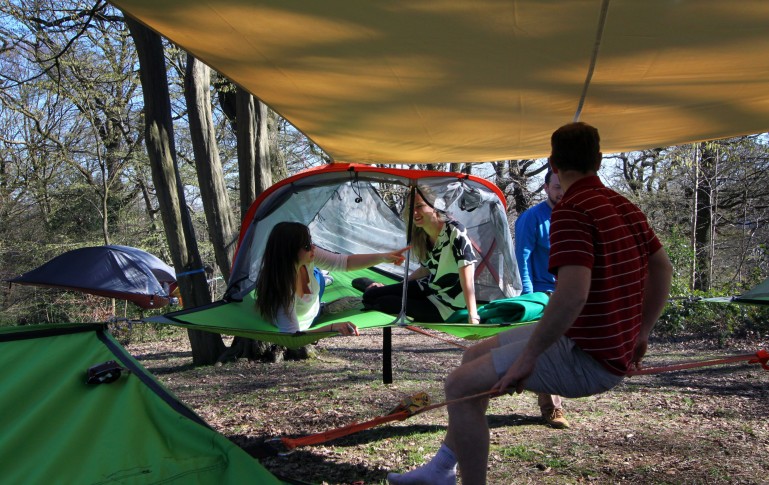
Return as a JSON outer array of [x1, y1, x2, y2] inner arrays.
[[397, 183, 418, 326], [404, 325, 468, 350], [383, 184, 419, 384], [627, 349, 769, 376], [348, 168, 364, 202], [573, 0, 611, 122], [278, 388, 500, 451], [275, 349, 769, 451]]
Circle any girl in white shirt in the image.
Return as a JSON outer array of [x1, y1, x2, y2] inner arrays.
[[255, 221, 408, 334]]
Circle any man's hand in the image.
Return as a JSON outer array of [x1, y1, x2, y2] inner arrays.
[[491, 352, 537, 395]]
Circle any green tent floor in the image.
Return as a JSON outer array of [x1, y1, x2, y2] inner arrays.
[[149, 267, 548, 346]]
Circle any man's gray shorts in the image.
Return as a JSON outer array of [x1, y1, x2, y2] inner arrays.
[[490, 323, 623, 398]]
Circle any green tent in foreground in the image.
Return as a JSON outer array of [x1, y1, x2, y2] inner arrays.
[[0, 323, 287, 484]]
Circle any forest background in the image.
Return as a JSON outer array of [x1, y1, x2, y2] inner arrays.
[[1, 2, 768, 361]]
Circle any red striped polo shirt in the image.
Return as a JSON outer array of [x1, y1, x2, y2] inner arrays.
[[549, 175, 662, 375]]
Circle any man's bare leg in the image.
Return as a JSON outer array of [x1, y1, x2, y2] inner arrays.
[[443, 353, 501, 485], [388, 338, 500, 485]]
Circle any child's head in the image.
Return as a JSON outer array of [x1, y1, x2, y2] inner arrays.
[[263, 221, 313, 264], [255, 221, 312, 320]]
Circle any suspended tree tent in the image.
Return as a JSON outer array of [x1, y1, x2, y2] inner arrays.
[[0, 323, 291, 484], [734, 278, 769, 306], [150, 164, 537, 355], [7, 245, 177, 309], [698, 277, 769, 306], [109, 0, 769, 164]]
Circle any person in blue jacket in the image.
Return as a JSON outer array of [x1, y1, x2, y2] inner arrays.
[[515, 170, 562, 294], [514, 170, 570, 429]]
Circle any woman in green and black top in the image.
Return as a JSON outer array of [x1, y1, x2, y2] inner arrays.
[[362, 189, 480, 323]]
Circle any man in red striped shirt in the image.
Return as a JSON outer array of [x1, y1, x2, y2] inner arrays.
[[388, 122, 673, 485]]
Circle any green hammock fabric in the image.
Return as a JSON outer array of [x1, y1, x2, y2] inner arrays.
[[155, 296, 397, 349], [322, 267, 401, 301], [150, 269, 547, 347], [0, 323, 287, 484], [151, 268, 400, 349]]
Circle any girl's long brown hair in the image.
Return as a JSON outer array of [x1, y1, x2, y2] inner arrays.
[[403, 187, 449, 262], [255, 222, 312, 321]]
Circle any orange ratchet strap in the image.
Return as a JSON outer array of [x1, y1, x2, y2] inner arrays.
[[270, 389, 496, 454], [267, 349, 768, 454], [627, 348, 769, 376]]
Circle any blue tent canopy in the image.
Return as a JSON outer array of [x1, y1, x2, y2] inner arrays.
[[8, 245, 176, 309]]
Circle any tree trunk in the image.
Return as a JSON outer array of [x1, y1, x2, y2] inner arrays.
[[236, 89, 273, 215], [184, 54, 237, 282], [224, 89, 290, 363], [126, 19, 224, 364], [693, 142, 715, 291]]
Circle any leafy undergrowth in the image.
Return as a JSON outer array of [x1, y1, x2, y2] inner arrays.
[[127, 327, 769, 484]]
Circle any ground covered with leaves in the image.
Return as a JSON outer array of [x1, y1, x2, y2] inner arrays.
[[127, 326, 769, 484]]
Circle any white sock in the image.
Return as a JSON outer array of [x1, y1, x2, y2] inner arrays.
[[387, 443, 457, 485]]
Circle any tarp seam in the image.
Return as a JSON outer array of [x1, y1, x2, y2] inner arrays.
[[95, 329, 211, 429], [574, 0, 611, 122]]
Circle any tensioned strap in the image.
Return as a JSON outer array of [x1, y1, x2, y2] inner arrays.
[[404, 325, 467, 349], [267, 349, 768, 453], [627, 349, 769, 376], [175, 268, 206, 277], [408, 326, 769, 376], [275, 388, 498, 452]]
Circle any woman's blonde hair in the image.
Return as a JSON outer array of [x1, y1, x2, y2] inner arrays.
[[402, 186, 449, 262]]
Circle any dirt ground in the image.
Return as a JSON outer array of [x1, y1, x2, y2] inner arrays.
[[127, 326, 769, 485]]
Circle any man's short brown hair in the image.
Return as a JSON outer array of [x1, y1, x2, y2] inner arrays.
[[550, 122, 601, 173]]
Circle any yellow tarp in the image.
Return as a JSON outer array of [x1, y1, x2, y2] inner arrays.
[[110, 0, 769, 163]]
